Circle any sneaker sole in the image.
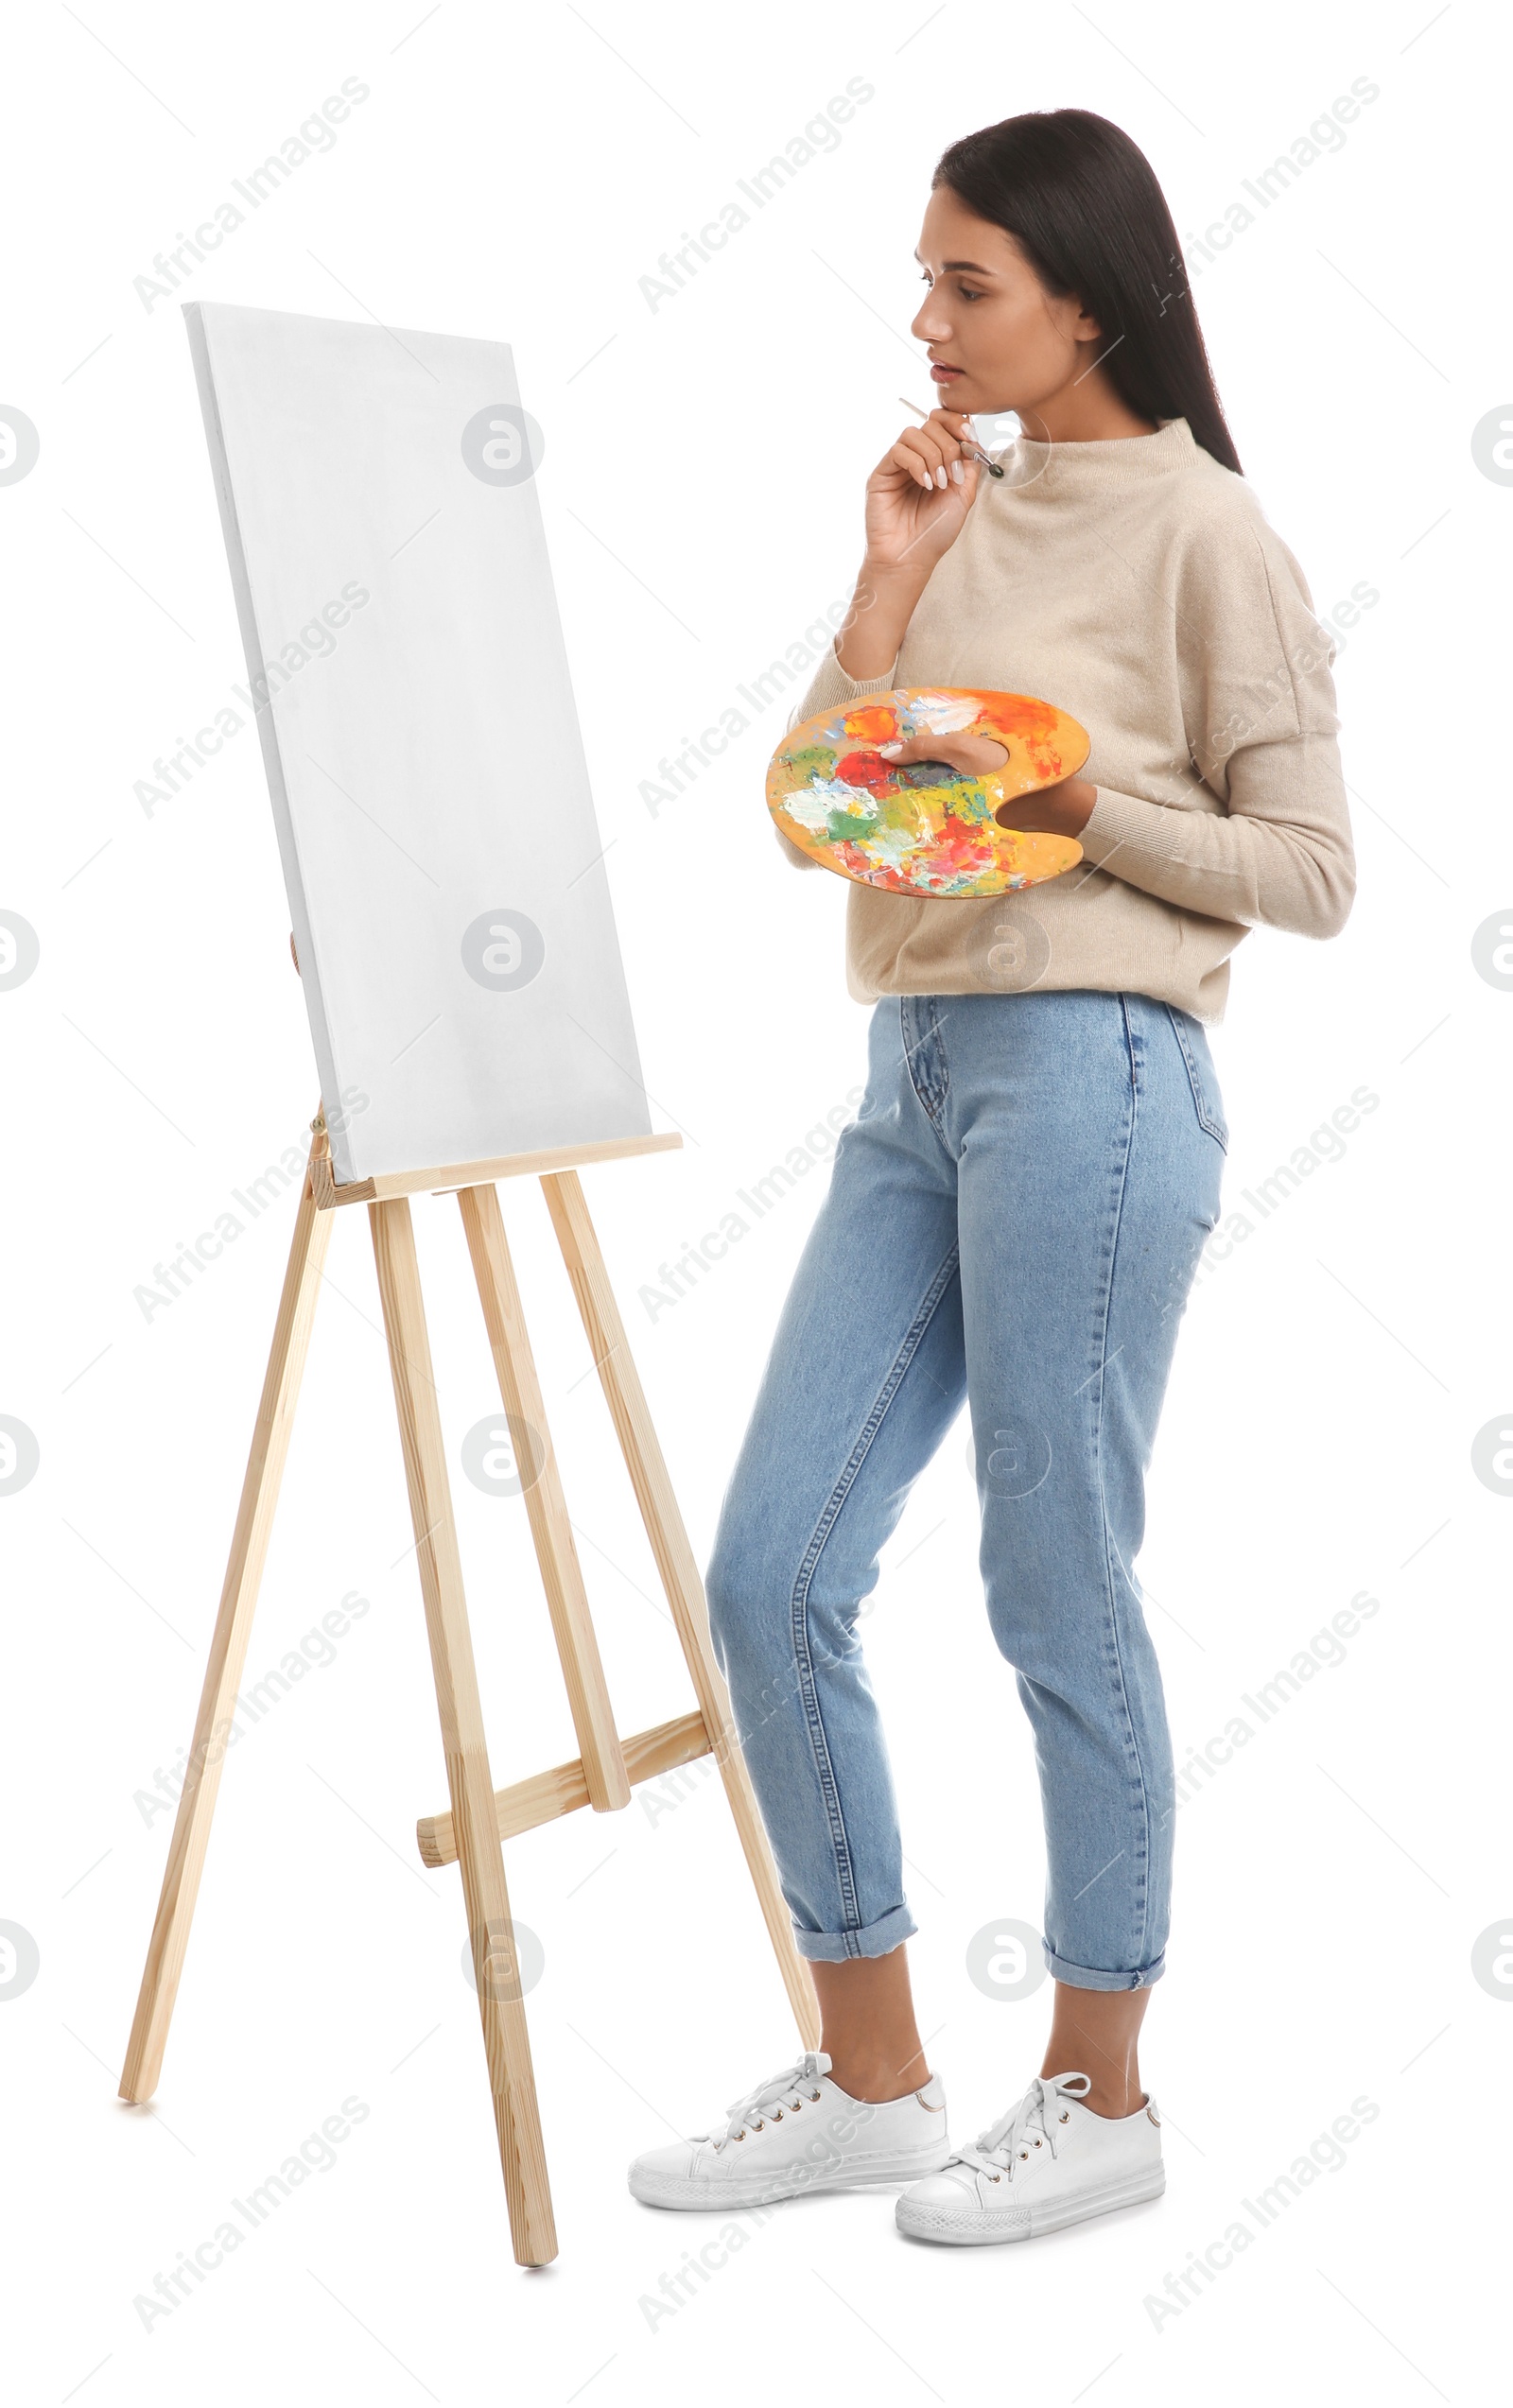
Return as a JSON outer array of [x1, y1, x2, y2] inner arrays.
[[630, 2137, 955, 2213], [896, 2162, 1165, 2245]]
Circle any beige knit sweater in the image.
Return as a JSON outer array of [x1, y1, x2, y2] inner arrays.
[[776, 416, 1354, 1022]]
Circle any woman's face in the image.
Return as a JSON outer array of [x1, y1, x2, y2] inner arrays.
[[910, 183, 1102, 421]]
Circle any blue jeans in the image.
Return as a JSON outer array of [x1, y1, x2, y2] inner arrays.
[[705, 989, 1227, 1990]]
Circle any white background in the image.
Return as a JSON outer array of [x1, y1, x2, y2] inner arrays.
[[1, 2, 1505, 2401]]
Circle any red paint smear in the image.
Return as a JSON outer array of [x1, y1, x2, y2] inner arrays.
[[933, 813, 997, 873], [833, 749, 894, 792], [834, 839, 908, 888]]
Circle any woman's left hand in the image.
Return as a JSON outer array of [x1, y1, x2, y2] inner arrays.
[[997, 772, 1097, 839], [876, 732, 1098, 839]]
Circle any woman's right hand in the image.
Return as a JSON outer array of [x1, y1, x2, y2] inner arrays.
[[861, 407, 981, 578]]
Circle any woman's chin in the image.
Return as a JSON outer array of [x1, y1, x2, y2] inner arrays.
[[933, 378, 1022, 420]]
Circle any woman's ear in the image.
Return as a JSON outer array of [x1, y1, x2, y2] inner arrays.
[[1044, 285, 1102, 347]]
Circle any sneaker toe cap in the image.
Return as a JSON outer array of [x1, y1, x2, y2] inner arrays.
[[627, 2140, 698, 2190]]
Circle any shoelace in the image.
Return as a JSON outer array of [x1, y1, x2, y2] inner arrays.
[[948, 2070, 1092, 2183], [699, 2049, 834, 2150]]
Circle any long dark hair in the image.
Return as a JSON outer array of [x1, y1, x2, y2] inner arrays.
[[933, 110, 1241, 475]]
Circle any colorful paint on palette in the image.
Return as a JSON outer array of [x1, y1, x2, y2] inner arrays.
[[766, 686, 1090, 899]]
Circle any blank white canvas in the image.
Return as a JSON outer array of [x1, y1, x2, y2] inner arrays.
[[184, 300, 652, 1186]]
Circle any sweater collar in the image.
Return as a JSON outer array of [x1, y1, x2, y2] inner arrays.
[[990, 414, 1196, 492]]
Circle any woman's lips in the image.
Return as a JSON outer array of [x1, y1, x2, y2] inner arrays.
[[930, 363, 964, 380]]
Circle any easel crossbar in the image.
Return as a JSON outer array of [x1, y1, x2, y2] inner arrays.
[[416, 1706, 717, 1866]]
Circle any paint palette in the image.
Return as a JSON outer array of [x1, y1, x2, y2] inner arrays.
[[767, 686, 1089, 898]]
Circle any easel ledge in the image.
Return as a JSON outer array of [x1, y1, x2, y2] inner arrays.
[[309, 1114, 683, 1208]]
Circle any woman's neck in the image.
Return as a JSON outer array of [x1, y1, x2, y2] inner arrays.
[[1015, 366, 1159, 445]]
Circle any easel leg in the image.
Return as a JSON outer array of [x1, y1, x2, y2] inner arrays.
[[541, 1170, 821, 2052], [457, 1184, 630, 1813], [370, 1197, 557, 2266], [120, 1163, 333, 2103]]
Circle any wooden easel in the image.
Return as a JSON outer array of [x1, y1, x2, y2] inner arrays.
[[119, 1108, 820, 2265]]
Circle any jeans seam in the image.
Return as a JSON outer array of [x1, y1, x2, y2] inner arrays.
[[788, 1237, 963, 1955], [900, 997, 953, 1156], [1091, 998, 1154, 1974], [1162, 1000, 1228, 1152]]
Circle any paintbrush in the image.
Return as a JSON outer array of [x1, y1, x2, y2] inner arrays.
[[898, 394, 1005, 476]]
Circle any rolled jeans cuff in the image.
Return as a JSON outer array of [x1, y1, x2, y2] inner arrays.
[[791, 1901, 918, 1963], [1042, 1941, 1166, 1992]]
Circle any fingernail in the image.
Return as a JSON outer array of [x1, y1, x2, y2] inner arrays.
[[934, 465, 947, 488], [878, 741, 903, 757], [950, 459, 964, 484]]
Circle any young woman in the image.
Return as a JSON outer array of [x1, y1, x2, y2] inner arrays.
[[629, 108, 1353, 2245]]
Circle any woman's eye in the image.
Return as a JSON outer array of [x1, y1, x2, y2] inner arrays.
[[917, 270, 983, 301]]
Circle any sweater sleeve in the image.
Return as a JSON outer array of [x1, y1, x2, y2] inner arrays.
[[1074, 514, 1356, 938], [772, 635, 901, 871]]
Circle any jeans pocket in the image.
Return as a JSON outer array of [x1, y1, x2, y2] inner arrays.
[[1162, 1002, 1229, 1152]]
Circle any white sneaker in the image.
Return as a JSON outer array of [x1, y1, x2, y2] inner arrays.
[[895, 2069, 1164, 2245], [628, 2047, 951, 2212]]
